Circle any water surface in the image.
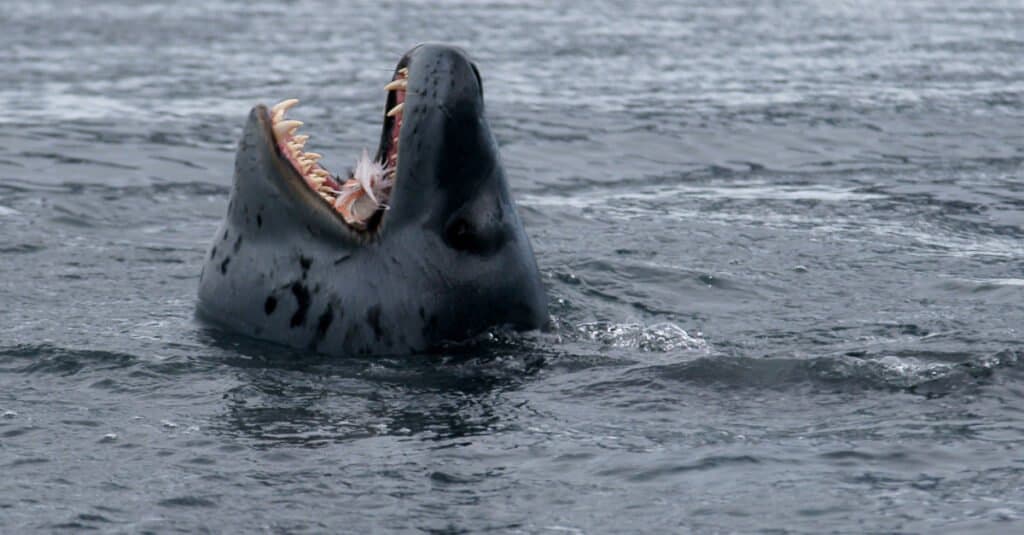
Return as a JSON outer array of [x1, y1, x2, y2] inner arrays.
[[1, 1, 1023, 532]]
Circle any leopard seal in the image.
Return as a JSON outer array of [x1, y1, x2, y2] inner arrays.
[[196, 43, 547, 355]]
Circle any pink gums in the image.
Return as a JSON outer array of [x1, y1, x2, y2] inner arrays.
[[386, 88, 405, 165]]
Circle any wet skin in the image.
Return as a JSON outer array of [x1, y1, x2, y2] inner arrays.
[[196, 44, 548, 356]]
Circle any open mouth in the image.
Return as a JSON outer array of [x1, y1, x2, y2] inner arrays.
[[265, 67, 408, 232]]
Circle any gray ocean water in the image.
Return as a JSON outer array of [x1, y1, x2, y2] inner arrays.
[[2, 1, 1023, 532]]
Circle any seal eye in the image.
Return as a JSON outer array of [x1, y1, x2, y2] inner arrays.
[[444, 217, 476, 252], [443, 204, 507, 256]]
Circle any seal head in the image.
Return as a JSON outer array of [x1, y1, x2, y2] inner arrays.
[[196, 44, 548, 355]]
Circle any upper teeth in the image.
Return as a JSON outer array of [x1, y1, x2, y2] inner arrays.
[[384, 79, 407, 91], [386, 102, 405, 117]]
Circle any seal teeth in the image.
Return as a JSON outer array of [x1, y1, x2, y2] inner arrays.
[[274, 120, 303, 140], [272, 98, 300, 115], [271, 99, 299, 122], [383, 79, 407, 91], [386, 102, 404, 117], [306, 174, 325, 190]]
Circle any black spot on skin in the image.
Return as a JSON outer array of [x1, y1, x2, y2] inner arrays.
[[344, 323, 359, 346], [300, 256, 312, 271], [314, 304, 333, 344], [289, 282, 310, 328], [334, 254, 351, 265], [264, 296, 277, 315], [418, 307, 426, 320], [366, 305, 383, 341], [220, 256, 231, 274], [422, 315, 439, 339], [233, 235, 243, 253], [222, 230, 229, 242], [256, 214, 262, 228], [210, 246, 217, 259]]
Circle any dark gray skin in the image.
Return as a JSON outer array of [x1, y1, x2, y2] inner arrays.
[[196, 44, 548, 356]]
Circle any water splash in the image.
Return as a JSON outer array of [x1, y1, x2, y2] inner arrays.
[[576, 321, 708, 353]]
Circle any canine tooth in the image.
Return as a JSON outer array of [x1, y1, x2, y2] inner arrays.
[[303, 152, 322, 161], [273, 120, 303, 139], [386, 102, 405, 117], [272, 98, 299, 116], [398, 68, 408, 76], [384, 79, 408, 91], [293, 135, 309, 145]]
